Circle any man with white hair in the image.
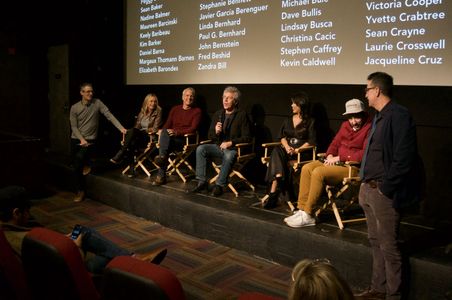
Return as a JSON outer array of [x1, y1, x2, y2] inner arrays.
[[152, 87, 201, 186], [285, 98, 372, 228]]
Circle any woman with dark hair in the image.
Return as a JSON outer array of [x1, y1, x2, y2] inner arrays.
[[110, 93, 162, 164], [263, 92, 316, 209]]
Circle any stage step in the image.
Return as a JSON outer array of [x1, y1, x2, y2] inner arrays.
[[83, 169, 451, 300]]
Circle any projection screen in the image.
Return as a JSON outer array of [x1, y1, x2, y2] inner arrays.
[[126, 0, 451, 86]]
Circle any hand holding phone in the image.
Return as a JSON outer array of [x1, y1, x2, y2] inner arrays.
[[70, 224, 82, 240]]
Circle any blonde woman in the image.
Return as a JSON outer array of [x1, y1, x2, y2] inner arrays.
[[289, 259, 354, 300], [110, 93, 162, 164]]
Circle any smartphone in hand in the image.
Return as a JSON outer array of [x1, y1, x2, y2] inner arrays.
[[70, 224, 82, 240]]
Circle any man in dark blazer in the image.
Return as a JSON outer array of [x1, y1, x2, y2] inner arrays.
[[356, 72, 418, 300]]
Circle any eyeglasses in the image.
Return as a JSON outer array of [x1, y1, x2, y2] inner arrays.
[[364, 86, 377, 93]]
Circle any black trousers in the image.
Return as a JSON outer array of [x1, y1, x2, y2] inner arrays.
[[71, 138, 95, 191]]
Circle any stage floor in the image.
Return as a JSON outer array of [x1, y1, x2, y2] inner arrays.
[[47, 156, 452, 299]]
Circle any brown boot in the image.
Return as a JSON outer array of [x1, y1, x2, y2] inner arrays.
[[152, 173, 167, 186], [74, 191, 85, 203], [82, 166, 91, 175], [110, 149, 126, 164], [134, 248, 167, 265]]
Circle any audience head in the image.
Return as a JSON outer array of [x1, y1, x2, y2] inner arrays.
[[289, 258, 354, 300], [222, 86, 241, 112], [0, 186, 31, 225], [343, 99, 367, 132], [79, 83, 94, 102], [182, 87, 196, 109], [291, 92, 311, 119], [142, 93, 158, 113]]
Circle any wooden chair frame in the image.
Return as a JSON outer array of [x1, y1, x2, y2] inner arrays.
[[260, 142, 316, 209], [165, 132, 199, 183], [314, 155, 366, 230], [261, 142, 316, 172], [122, 134, 158, 177], [208, 140, 256, 197]]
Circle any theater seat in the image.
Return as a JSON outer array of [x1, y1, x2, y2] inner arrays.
[[0, 228, 31, 300], [101, 256, 186, 300], [21, 227, 100, 300]]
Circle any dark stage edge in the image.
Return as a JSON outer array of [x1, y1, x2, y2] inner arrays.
[[49, 160, 451, 300]]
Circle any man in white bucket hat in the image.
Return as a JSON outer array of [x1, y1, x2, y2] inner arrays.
[[344, 98, 366, 115]]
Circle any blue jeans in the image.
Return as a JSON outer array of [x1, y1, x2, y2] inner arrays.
[[79, 226, 131, 274], [359, 182, 401, 299], [195, 144, 237, 187]]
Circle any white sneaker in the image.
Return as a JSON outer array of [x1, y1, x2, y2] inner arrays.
[[284, 210, 302, 223], [286, 210, 316, 228], [284, 210, 304, 225]]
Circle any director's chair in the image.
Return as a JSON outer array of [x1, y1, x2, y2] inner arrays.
[[122, 134, 159, 177], [260, 143, 316, 209], [164, 132, 199, 183], [208, 140, 256, 197], [314, 157, 366, 230]]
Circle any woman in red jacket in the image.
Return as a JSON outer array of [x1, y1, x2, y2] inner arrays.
[[284, 99, 371, 228]]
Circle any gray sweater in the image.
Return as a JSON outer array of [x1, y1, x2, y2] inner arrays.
[[70, 98, 124, 140]]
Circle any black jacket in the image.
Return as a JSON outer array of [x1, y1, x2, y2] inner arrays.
[[208, 109, 252, 148], [378, 101, 420, 207]]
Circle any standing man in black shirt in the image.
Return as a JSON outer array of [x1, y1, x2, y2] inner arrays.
[[356, 72, 418, 300]]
